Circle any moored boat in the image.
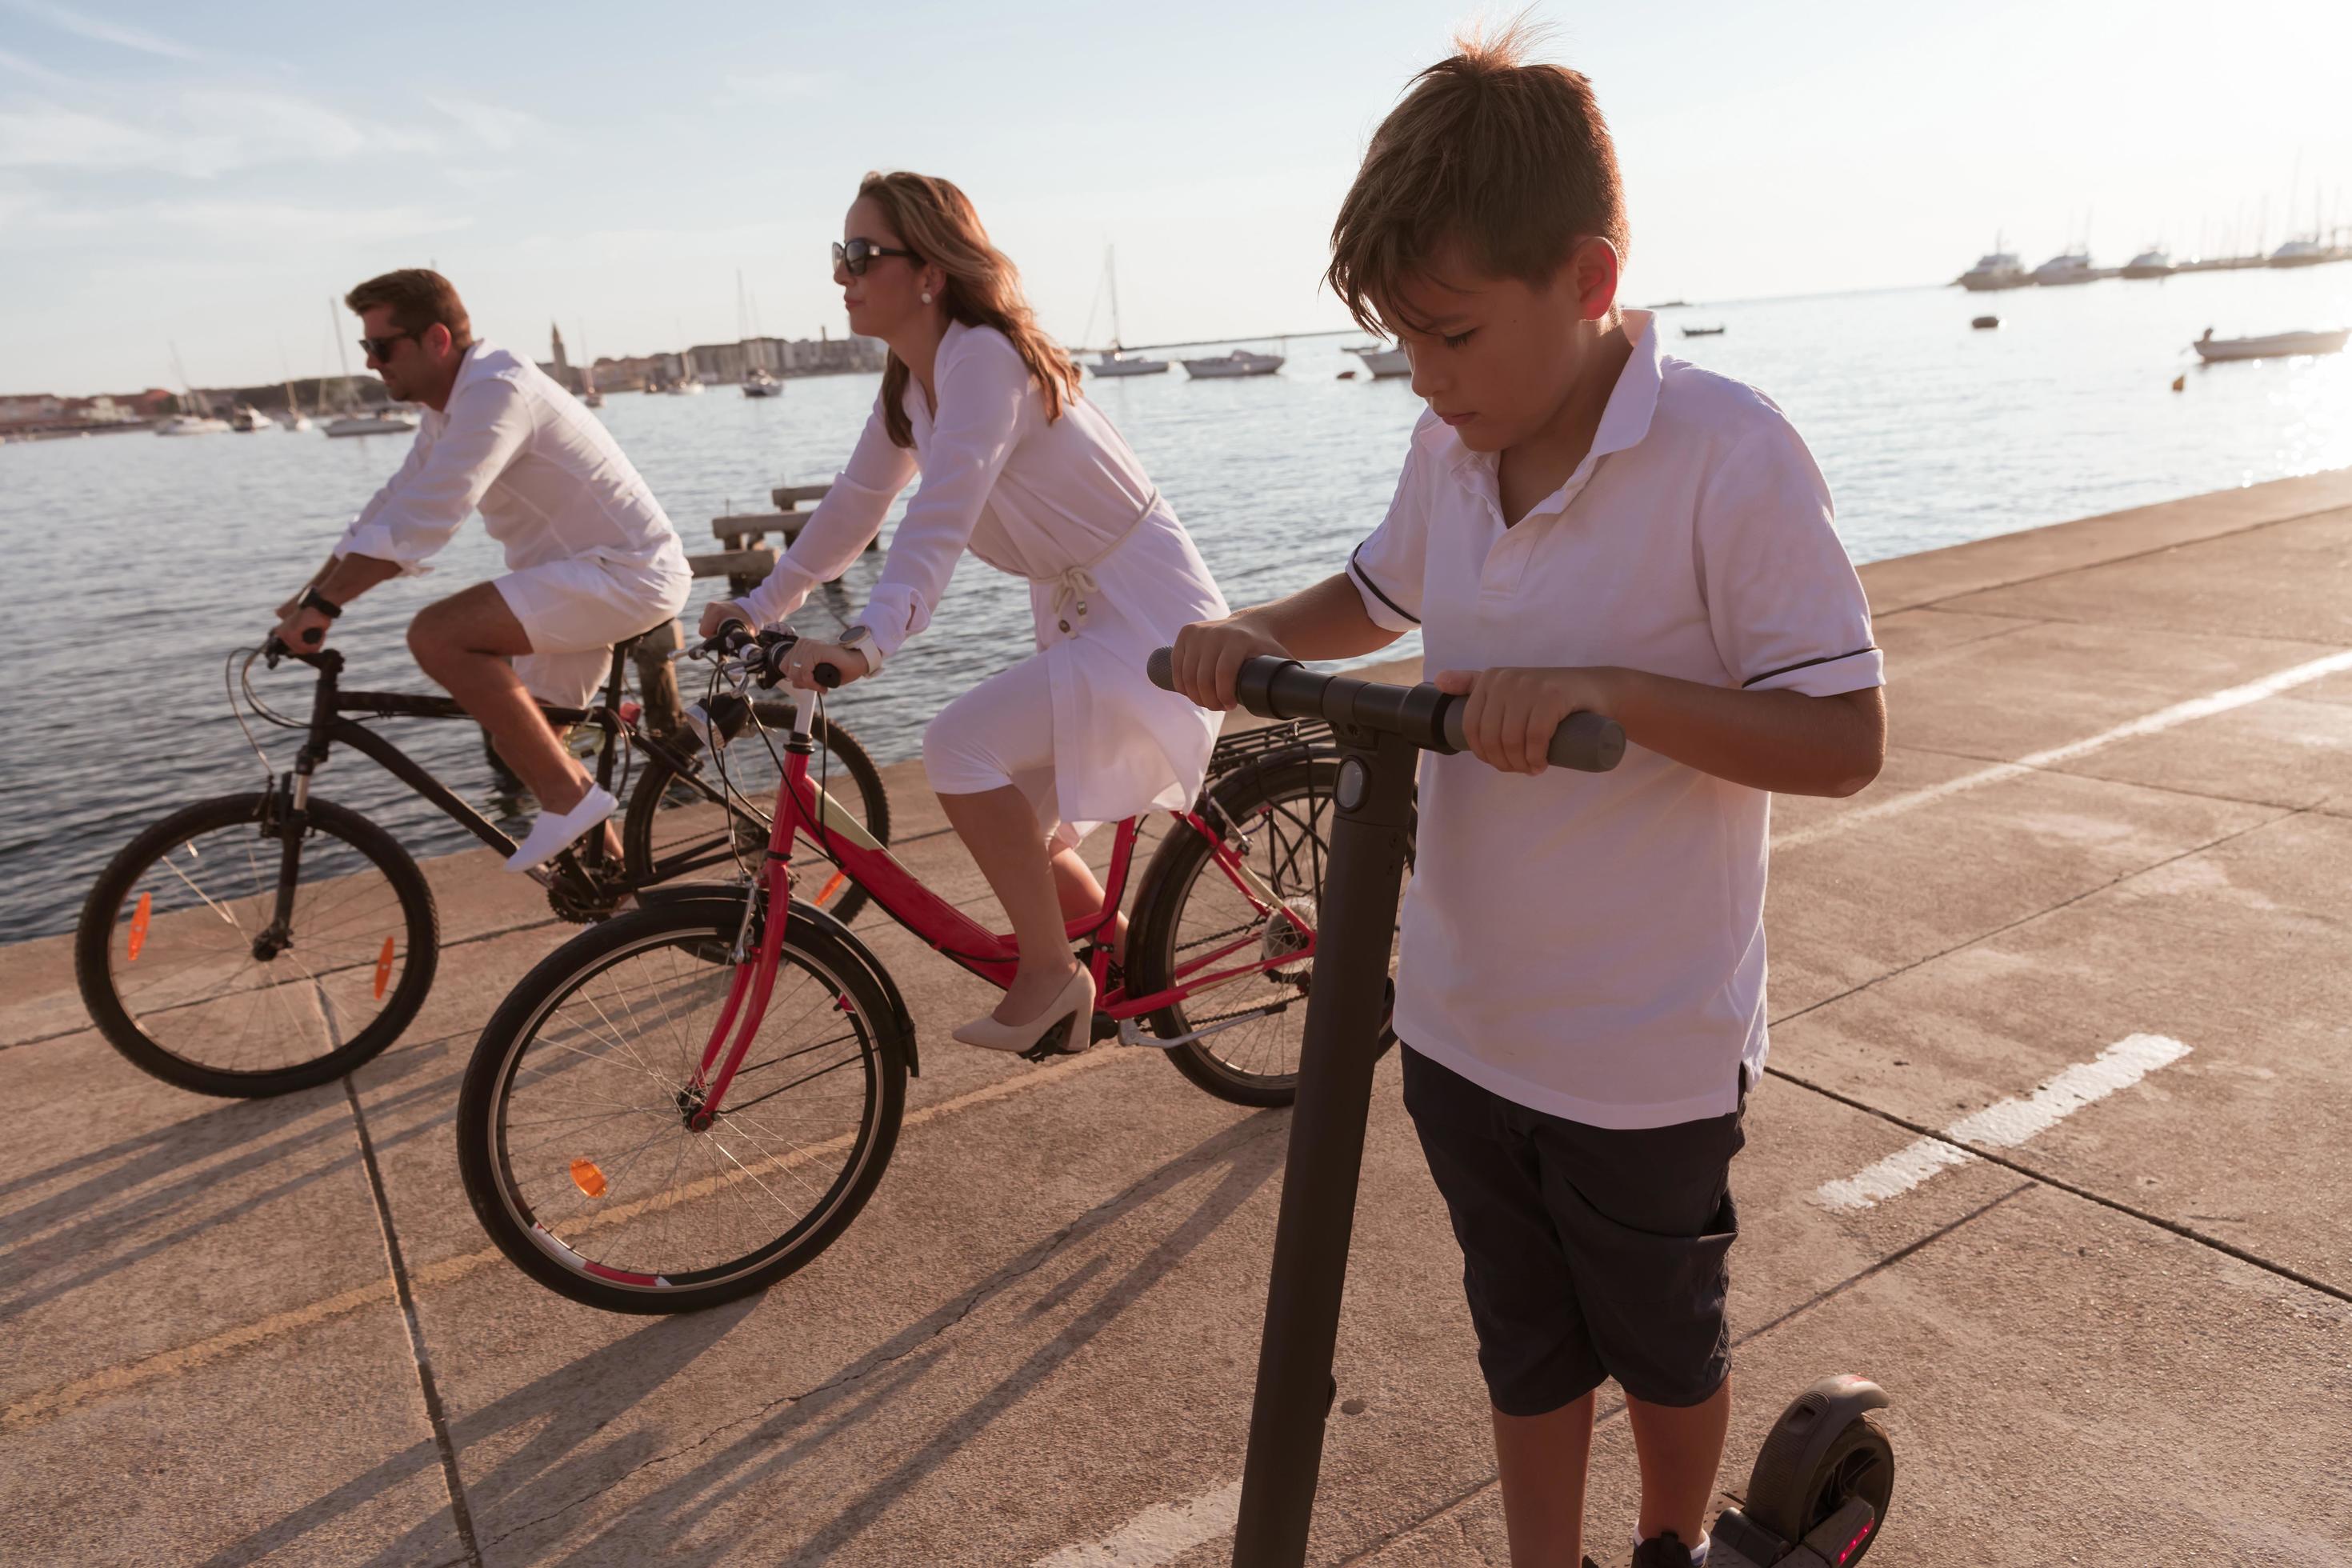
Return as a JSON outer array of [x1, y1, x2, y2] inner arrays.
[[326, 409, 422, 437], [1347, 343, 1410, 378], [2122, 247, 2173, 279], [1182, 350, 1284, 379], [2190, 326, 2349, 362], [1958, 243, 2029, 291], [2032, 250, 2097, 286]]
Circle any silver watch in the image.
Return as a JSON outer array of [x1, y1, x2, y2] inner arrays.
[[838, 623, 883, 674]]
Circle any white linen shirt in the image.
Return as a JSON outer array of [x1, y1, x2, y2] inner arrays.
[[1350, 310, 1882, 1130], [738, 321, 1228, 826], [335, 340, 686, 578]]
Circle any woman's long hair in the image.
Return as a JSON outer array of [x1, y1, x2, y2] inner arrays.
[[858, 170, 1082, 448]]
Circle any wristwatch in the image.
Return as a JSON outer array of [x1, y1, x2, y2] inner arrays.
[[837, 624, 882, 674], [300, 587, 344, 619]]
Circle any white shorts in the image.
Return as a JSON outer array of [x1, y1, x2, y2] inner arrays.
[[923, 653, 1086, 851], [494, 554, 692, 709]]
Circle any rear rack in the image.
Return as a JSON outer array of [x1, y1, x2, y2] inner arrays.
[[1206, 717, 1335, 783]]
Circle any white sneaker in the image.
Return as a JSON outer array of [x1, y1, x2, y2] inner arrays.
[[505, 785, 618, 873]]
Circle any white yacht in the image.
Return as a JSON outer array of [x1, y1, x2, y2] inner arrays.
[[1347, 343, 1412, 378], [667, 375, 706, 395], [2122, 248, 2173, 279], [155, 414, 230, 436], [2191, 326, 2348, 362], [227, 405, 274, 432], [1958, 246, 2029, 291], [2031, 250, 2097, 286], [326, 408, 422, 438], [1182, 349, 1284, 379], [2268, 238, 2330, 269], [742, 367, 781, 398]]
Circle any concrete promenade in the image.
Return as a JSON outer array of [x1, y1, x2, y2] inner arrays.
[[5, 469, 2350, 1566]]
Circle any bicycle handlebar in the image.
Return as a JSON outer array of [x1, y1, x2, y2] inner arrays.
[[1147, 648, 1626, 774], [690, 622, 842, 690]]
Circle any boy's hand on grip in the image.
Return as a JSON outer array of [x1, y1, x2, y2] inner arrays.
[[1434, 666, 1618, 775], [1170, 617, 1289, 710]]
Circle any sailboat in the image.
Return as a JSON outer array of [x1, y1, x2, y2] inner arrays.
[[281, 375, 313, 432], [322, 298, 421, 437], [738, 271, 782, 395], [1089, 247, 1169, 378], [156, 343, 229, 434]]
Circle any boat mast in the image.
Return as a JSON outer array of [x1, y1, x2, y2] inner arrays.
[[1107, 246, 1124, 350]]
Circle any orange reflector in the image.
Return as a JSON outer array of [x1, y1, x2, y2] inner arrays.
[[570, 1158, 608, 1199], [814, 871, 847, 906], [127, 893, 152, 962], [373, 936, 397, 998]]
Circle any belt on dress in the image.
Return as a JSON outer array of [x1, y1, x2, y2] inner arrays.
[[1044, 487, 1160, 633]]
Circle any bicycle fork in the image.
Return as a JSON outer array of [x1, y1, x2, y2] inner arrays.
[[681, 692, 823, 1126]]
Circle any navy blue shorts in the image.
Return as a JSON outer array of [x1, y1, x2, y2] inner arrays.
[[1400, 1045, 1746, 1417]]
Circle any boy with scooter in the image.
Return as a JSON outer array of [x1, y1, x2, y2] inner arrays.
[[1170, 25, 1886, 1568]]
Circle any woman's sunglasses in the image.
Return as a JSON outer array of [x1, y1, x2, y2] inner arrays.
[[833, 238, 920, 277]]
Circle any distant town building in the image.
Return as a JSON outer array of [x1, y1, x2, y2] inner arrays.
[[537, 322, 589, 394], [587, 331, 886, 393]]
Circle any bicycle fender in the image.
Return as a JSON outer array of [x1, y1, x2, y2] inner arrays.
[[790, 898, 921, 1080]]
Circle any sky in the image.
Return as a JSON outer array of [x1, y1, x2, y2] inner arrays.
[[2, 0, 2348, 396]]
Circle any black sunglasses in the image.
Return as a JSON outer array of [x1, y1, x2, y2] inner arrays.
[[832, 238, 920, 277], [358, 328, 424, 361]]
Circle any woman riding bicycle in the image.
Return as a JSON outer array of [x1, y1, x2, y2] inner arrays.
[[702, 170, 1228, 1054]]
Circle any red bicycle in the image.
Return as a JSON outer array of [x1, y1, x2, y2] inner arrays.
[[455, 625, 1398, 1312]]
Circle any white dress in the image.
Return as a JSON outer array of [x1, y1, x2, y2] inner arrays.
[[738, 322, 1228, 830]]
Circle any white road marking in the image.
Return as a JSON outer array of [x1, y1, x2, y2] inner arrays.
[[1773, 649, 2352, 852], [1034, 1481, 1242, 1567], [1815, 1033, 2191, 1212]]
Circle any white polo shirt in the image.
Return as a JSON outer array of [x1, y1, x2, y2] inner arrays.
[[1348, 310, 1881, 1130]]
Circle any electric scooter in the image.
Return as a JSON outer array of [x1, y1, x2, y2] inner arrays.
[[1145, 652, 1895, 1568]]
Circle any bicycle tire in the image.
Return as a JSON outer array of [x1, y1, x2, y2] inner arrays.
[[1126, 754, 1402, 1108], [456, 896, 908, 1314], [621, 706, 890, 926], [74, 792, 440, 1098]]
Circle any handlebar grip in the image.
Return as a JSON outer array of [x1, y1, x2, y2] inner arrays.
[[300, 625, 323, 646], [810, 663, 842, 690], [1443, 703, 1626, 773], [1147, 646, 1176, 692]]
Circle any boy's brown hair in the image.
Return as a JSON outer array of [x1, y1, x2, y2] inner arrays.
[[344, 268, 474, 349], [1326, 19, 1627, 334]]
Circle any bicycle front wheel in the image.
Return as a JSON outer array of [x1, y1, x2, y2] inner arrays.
[[456, 897, 908, 1314], [622, 705, 890, 925], [74, 792, 439, 1097]]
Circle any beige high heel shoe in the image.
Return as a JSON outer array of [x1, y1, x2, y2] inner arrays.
[[952, 966, 1097, 1055]]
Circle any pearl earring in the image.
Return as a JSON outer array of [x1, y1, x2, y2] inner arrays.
[[921, 290, 933, 304]]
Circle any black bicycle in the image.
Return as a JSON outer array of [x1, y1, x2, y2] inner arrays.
[[74, 630, 890, 1099]]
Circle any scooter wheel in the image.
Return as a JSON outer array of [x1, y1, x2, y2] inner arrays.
[[1746, 1410, 1894, 1561]]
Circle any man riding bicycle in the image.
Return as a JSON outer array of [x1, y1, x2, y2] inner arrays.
[[270, 269, 692, 870]]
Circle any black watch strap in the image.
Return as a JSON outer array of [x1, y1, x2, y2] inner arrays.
[[300, 587, 344, 619]]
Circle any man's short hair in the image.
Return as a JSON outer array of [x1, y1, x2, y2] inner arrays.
[[345, 268, 474, 349], [1326, 21, 1628, 334]]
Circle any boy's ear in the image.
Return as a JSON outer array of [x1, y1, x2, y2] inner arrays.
[[1563, 236, 1622, 322]]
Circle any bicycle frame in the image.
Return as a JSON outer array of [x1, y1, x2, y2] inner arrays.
[[682, 694, 1324, 1122], [267, 642, 719, 898]]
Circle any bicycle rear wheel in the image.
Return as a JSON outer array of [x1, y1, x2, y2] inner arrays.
[[1126, 754, 1405, 1108], [74, 792, 439, 1097], [622, 704, 889, 925], [456, 897, 907, 1314]]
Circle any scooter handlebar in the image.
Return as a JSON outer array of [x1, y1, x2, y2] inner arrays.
[[1148, 648, 1625, 774]]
